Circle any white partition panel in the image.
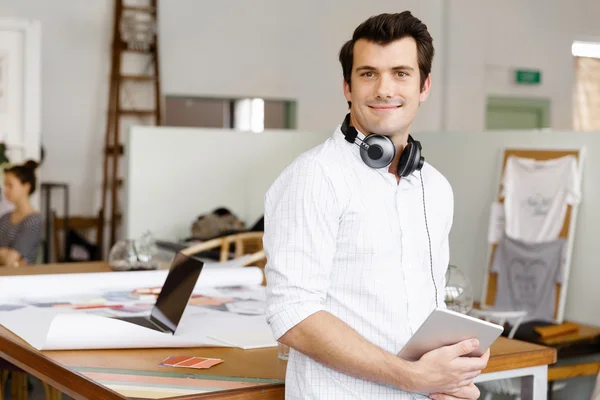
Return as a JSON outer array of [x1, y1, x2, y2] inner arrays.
[[124, 126, 330, 242]]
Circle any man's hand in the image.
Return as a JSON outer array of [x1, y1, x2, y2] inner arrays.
[[407, 338, 489, 395], [429, 383, 480, 399]]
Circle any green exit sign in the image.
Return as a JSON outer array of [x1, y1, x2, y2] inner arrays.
[[515, 69, 542, 84]]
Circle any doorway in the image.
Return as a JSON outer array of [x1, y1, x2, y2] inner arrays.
[[485, 97, 550, 130]]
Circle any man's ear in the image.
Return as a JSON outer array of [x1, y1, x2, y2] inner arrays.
[[419, 74, 432, 103], [343, 79, 352, 104]]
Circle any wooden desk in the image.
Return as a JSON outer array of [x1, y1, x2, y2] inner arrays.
[[537, 323, 600, 383], [0, 263, 557, 399]]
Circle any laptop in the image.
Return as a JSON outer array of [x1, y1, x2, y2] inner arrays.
[[114, 252, 204, 334]]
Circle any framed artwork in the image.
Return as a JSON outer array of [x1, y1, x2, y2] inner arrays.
[[0, 52, 6, 112]]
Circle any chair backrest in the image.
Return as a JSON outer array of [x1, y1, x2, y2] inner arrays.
[[181, 232, 266, 268], [52, 209, 104, 262], [219, 232, 265, 266]]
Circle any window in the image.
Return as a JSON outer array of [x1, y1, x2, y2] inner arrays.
[[234, 98, 264, 132], [572, 41, 600, 131], [164, 96, 296, 131]]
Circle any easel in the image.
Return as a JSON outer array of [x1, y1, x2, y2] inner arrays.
[[479, 147, 586, 324]]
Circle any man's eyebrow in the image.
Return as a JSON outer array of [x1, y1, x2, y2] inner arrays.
[[391, 65, 415, 71], [355, 65, 416, 72], [355, 65, 377, 72]]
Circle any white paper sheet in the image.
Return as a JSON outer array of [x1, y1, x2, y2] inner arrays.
[[205, 315, 277, 349], [0, 266, 264, 301], [0, 306, 275, 350]]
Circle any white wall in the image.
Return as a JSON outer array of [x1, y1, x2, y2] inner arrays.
[[159, 0, 445, 133], [0, 0, 443, 218], [1, 0, 600, 218], [0, 19, 42, 209], [1, 0, 597, 325], [445, 0, 600, 131], [0, 1, 112, 216]]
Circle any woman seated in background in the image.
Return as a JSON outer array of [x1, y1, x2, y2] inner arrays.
[[0, 160, 42, 267]]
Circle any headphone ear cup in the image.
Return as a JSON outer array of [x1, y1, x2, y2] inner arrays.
[[360, 135, 395, 168], [397, 142, 420, 177]]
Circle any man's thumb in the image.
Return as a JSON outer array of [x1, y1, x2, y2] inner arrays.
[[454, 338, 479, 356]]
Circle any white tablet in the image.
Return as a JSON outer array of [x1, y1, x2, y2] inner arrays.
[[397, 308, 504, 361]]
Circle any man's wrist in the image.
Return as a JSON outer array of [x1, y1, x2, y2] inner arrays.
[[382, 352, 419, 392]]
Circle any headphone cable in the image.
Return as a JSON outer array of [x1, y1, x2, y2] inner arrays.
[[420, 170, 438, 308]]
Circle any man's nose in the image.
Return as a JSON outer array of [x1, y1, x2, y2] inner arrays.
[[375, 74, 394, 99]]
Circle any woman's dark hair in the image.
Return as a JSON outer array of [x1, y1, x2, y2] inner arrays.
[[5, 160, 40, 195], [339, 11, 435, 94]]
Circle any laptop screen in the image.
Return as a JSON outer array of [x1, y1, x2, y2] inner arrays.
[[150, 252, 204, 333]]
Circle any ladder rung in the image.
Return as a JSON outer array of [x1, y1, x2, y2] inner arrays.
[[118, 109, 156, 116], [108, 212, 123, 223], [119, 74, 156, 81], [105, 145, 124, 155], [122, 46, 156, 54], [122, 6, 155, 13], [104, 178, 124, 189]]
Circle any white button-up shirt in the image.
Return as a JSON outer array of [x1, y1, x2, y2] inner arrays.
[[264, 125, 454, 399]]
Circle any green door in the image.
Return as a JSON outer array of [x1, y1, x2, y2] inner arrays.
[[486, 97, 550, 130]]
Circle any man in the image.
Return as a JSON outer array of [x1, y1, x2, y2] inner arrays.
[[263, 11, 488, 400]]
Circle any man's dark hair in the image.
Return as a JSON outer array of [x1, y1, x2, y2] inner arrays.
[[339, 11, 434, 96]]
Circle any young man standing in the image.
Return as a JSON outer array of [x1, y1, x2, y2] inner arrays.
[[264, 11, 489, 400]]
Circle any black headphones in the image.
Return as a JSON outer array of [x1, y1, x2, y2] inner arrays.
[[340, 113, 425, 177], [340, 113, 439, 308]]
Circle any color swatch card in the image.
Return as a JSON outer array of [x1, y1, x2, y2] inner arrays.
[[160, 356, 224, 370]]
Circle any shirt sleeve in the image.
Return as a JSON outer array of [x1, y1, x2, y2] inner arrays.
[[14, 214, 42, 264], [263, 157, 340, 340]]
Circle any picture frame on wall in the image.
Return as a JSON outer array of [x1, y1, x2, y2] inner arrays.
[[0, 51, 7, 113]]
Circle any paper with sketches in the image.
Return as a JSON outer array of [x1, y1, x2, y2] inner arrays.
[[488, 201, 505, 244], [0, 267, 276, 350]]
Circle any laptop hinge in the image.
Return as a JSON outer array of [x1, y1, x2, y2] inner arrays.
[[150, 316, 174, 334]]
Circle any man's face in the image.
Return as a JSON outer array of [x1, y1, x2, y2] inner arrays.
[[344, 37, 431, 138]]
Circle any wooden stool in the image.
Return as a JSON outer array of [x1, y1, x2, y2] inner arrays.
[[9, 371, 29, 400], [42, 381, 62, 400], [0, 370, 9, 399], [0, 369, 62, 400]]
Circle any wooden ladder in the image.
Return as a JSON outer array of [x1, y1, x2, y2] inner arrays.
[[102, 0, 162, 248]]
